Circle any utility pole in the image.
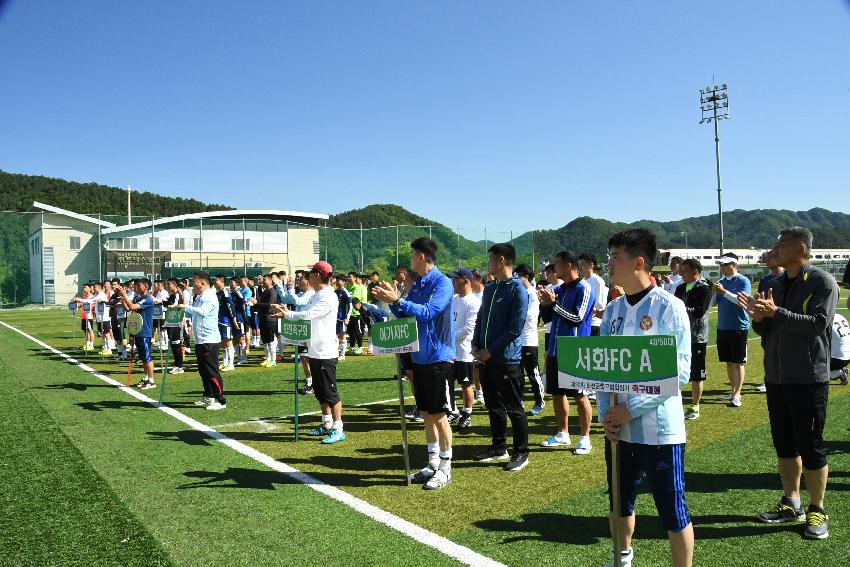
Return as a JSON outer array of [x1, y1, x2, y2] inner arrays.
[[700, 83, 730, 255]]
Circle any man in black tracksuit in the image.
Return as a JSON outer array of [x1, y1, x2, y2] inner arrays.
[[471, 243, 530, 472], [674, 259, 712, 419], [743, 227, 839, 540]]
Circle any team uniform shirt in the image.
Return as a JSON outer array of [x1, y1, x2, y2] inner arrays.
[[230, 288, 247, 325], [182, 288, 194, 311], [597, 286, 691, 445], [240, 286, 253, 318], [283, 286, 339, 359], [135, 295, 155, 338], [662, 274, 683, 295], [522, 285, 540, 347], [94, 291, 111, 323], [183, 288, 222, 344], [155, 290, 169, 319], [542, 280, 563, 333], [278, 284, 315, 313], [716, 273, 751, 331], [584, 273, 609, 328], [453, 292, 482, 363], [360, 302, 390, 324], [546, 278, 595, 358], [832, 313, 850, 361], [80, 292, 94, 321]]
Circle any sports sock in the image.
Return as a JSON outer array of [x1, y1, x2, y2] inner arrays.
[[332, 420, 343, 431], [226, 346, 235, 365]]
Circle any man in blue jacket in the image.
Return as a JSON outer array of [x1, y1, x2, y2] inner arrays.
[[373, 237, 455, 490], [471, 243, 530, 472]]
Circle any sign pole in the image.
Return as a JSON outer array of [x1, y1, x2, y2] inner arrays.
[[397, 355, 411, 486], [71, 309, 76, 347], [294, 349, 300, 441], [611, 394, 623, 567], [126, 341, 134, 387], [159, 345, 170, 404]]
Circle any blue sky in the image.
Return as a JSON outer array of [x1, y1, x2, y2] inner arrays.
[[1, 1, 849, 237]]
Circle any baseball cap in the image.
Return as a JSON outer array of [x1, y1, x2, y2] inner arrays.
[[716, 253, 738, 265], [447, 267, 474, 280], [310, 261, 334, 277]]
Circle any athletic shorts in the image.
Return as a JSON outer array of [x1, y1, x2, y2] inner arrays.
[[308, 357, 340, 406], [111, 318, 123, 342], [153, 319, 163, 330], [716, 329, 748, 363], [233, 316, 245, 338], [605, 440, 691, 533], [336, 320, 346, 335], [251, 313, 260, 330], [134, 336, 153, 363], [218, 322, 233, 341], [167, 326, 183, 344], [411, 361, 452, 414], [766, 382, 828, 470], [545, 355, 584, 397], [690, 342, 707, 382], [297, 345, 308, 355], [590, 326, 601, 337], [81, 318, 92, 333], [97, 321, 111, 334], [453, 360, 474, 384], [830, 358, 849, 372]]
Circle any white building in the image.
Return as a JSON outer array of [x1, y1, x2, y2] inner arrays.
[[27, 201, 329, 305]]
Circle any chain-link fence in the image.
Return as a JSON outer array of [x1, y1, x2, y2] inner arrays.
[[2, 209, 848, 307]]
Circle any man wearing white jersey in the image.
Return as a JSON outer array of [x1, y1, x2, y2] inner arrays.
[[515, 264, 545, 416], [578, 253, 609, 336], [271, 261, 345, 444], [447, 268, 481, 429], [598, 228, 693, 567], [661, 256, 684, 295], [830, 313, 850, 385], [470, 269, 486, 405]]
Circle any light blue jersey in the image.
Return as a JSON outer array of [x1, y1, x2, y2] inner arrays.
[[597, 286, 691, 446], [716, 273, 751, 331]]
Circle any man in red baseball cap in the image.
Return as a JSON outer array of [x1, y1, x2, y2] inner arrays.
[[271, 260, 346, 444]]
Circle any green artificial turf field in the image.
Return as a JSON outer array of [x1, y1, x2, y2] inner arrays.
[[1, 291, 848, 566]]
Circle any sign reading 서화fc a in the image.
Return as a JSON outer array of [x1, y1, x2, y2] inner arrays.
[[371, 318, 419, 355], [280, 319, 311, 347], [557, 335, 681, 396]]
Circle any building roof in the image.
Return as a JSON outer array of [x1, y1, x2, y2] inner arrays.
[[101, 209, 329, 235], [28, 201, 117, 228]]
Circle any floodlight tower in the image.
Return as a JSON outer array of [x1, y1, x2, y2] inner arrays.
[[699, 83, 730, 255]]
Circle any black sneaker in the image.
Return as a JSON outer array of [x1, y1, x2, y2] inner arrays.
[[473, 446, 510, 462], [804, 505, 829, 540], [757, 497, 806, 523], [457, 412, 472, 430], [446, 411, 460, 424], [504, 452, 529, 472], [404, 407, 417, 419], [298, 385, 314, 395], [412, 408, 424, 423]]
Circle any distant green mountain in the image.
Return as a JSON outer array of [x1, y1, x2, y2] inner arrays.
[[515, 208, 850, 265], [0, 170, 231, 218]]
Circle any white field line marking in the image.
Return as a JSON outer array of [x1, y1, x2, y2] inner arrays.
[[214, 395, 416, 430], [0, 320, 504, 567]]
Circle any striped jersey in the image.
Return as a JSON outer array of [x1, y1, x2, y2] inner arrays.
[[596, 286, 691, 446], [546, 278, 595, 358]]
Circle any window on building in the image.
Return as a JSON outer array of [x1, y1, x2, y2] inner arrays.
[[231, 238, 251, 251], [174, 237, 186, 251], [150, 237, 160, 250], [69, 236, 81, 250], [126, 238, 138, 250], [193, 238, 202, 251], [109, 238, 123, 250]]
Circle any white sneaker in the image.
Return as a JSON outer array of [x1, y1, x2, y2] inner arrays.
[[221, 364, 235, 372], [194, 397, 213, 406], [422, 468, 451, 490], [140, 380, 157, 390], [206, 400, 226, 411], [729, 397, 742, 408], [169, 367, 185, 374], [574, 436, 593, 455], [602, 547, 634, 567], [756, 383, 767, 393], [541, 434, 571, 448], [718, 393, 733, 401]]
